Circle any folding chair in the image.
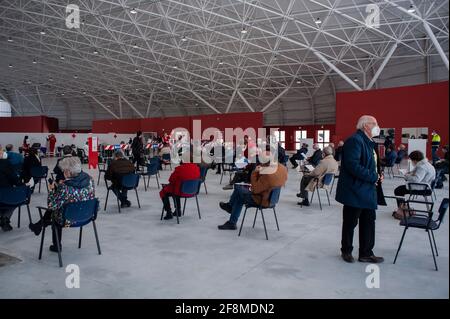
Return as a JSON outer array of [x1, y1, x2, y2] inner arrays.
[[30, 166, 49, 193], [141, 160, 160, 191], [309, 173, 334, 211], [104, 174, 141, 213], [160, 179, 202, 225], [239, 187, 281, 240], [36, 198, 102, 268], [394, 198, 449, 271], [0, 185, 32, 228]]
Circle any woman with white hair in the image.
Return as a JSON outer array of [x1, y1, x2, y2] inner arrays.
[[29, 156, 95, 252]]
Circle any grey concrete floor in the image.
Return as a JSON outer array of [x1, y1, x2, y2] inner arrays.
[[0, 158, 448, 299]]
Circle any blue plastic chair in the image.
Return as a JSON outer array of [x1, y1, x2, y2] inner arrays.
[[160, 179, 202, 224], [309, 173, 334, 211], [104, 173, 141, 213], [199, 166, 208, 194], [37, 198, 101, 268], [394, 198, 449, 271], [239, 187, 281, 240], [30, 166, 49, 193], [142, 160, 160, 191], [0, 185, 32, 228]]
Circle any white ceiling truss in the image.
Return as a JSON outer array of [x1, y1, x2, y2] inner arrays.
[[0, 0, 448, 128]]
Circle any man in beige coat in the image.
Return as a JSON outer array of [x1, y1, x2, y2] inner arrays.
[[297, 146, 338, 206], [218, 148, 288, 230]]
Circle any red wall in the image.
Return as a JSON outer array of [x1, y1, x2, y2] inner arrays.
[[92, 112, 264, 138], [336, 81, 449, 157], [265, 124, 336, 151], [0, 116, 59, 133]]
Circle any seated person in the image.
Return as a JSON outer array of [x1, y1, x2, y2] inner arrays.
[[0, 146, 23, 231], [434, 145, 449, 188], [5, 144, 24, 176], [218, 149, 288, 230], [396, 144, 407, 164], [393, 151, 436, 216], [222, 156, 255, 190], [380, 144, 397, 168], [105, 150, 136, 208], [306, 144, 323, 167], [21, 147, 42, 184], [296, 146, 339, 206], [160, 155, 200, 220], [28, 157, 95, 251], [334, 141, 344, 162], [53, 145, 74, 183], [290, 143, 308, 169]]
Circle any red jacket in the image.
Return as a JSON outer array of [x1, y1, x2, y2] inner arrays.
[[159, 163, 200, 198]]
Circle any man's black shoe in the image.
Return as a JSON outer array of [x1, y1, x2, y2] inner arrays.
[[218, 221, 237, 230], [1, 223, 13, 232], [29, 222, 42, 236], [341, 253, 355, 263], [49, 245, 61, 253], [297, 199, 310, 206], [358, 255, 384, 263], [219, 202, 232, 214], [296, 193, 303, 198], [163, 213, 173, 220]]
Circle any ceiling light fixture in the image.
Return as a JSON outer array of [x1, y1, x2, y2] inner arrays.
[[135, 68, 140, 72], [241, 27, 248, 34], [93, 49, 99, 54], [8, 64, 12, 68], [218, 60, 224, 65], [408, 5, 416, 13], [133, 43, 138, 48], [181, 36, 188, 42], [130, 8, 137, 14], [354, 77, 359, 82], [40, 29, 46, 35], [7, 37, 13, 42], [60, 55, 65, 60], [315, 18, 322, 25], [32, 59, 37, 64], [74, 75, 78, 79]]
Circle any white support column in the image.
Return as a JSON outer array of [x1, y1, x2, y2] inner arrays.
[[145, 92, 154, 118], [237, 91, 255, 112], [314, 51, 363, 91], [261, 86, 291, 113], [225, 89, 238, 113], [192, 91, 221, 114], [423, 22, 449, 70], [120, 95, 145, 118], [90, 96, 120, 119], [367, 43, 398, 90]]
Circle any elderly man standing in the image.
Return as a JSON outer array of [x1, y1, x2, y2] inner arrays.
[[336, 115, 384, 264], [296, 146, 338, 207]]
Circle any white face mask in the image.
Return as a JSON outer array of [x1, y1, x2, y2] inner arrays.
[[2, 152, 7, 159], [371, 125, 381, 137]]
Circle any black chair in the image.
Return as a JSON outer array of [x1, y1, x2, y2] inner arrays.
[[199, 166, 208, 194], [330, 172, 339, 195], [160, 179, 202, 225], [220, 163, 240, 185], [309, 173, 334, 211], [104, 174, 141, 213], [161, 153, 172, 170], [36, 198, 102, 268], [407, 182, 434, 207], [30, 166, 49, 193], [394, 198, 449, 271], [97, 158, 111, 186], [0, 185, 32, 228], [142, 160, 160, 191], [239, 187, 281, 240]]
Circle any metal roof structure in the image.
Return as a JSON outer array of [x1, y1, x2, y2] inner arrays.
[[0, 0, 448, 129]]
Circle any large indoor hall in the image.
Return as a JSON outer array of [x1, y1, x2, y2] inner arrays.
[[0, 0, 448, 303]]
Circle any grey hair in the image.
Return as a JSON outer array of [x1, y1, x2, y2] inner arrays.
[[356, 115, 374, 130], [114, 149, 125, 159], [323, 146, 333, 156], [59, 156, 82, 176]]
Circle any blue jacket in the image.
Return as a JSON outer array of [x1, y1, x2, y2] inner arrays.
[[7, 151, 24, 167], [385, 150, 397, 166], [335, 130, 379, 210]]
